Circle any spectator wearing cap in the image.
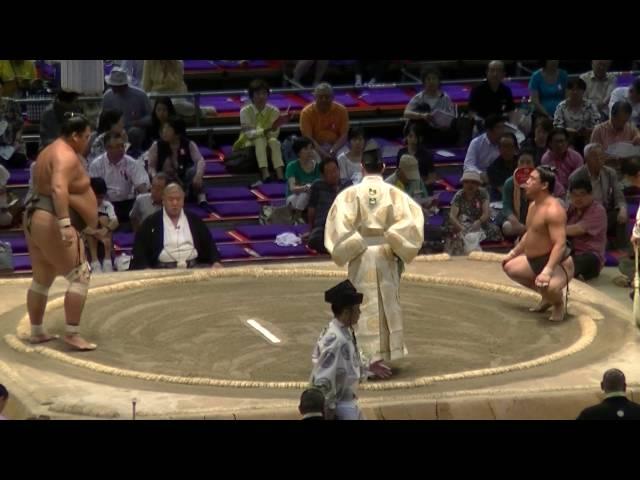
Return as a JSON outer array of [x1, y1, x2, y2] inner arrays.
[[299, 83, 350, 161], [591, 101, 640, 154], [233, 79, 289, 183], [0, 383, 8, 420], [385, 154, 430, 207], [577, 369, 640, 420], [566, 177, 607, 281], [89, 131, 150, 224], [309, 279, 391, 420], [102, 67, 152, 149], [445, 170, 503, 255], [609, 77, 640, 127], [463, 115, 507, 183], [553, 77, 601, 153], [580, 60, 617, 119], [307, 158, 350, 254], [39, 90, 82, 149], [86, 177, 119, 273], [299, 388, 325, 420], [540, 127, 584, 197]]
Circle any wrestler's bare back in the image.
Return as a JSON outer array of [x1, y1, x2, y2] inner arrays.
[[523, 196, 567, 259]]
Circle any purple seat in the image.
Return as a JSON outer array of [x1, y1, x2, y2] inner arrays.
[[617, 74, 635, 88], [250, 242, 310, 257], [205, 186, 254, 202], [256, 183, 286, 198], [200, 95, 242, 113], [208, 227, 233, 243], [298, 92, 358, 107], [215, 60, 268, 69], [185, 205, 211, 219], [235, 225, 297, 241], [427, 214, 445, 227], [432, 148, 466, 164], [357, 88, 411, 106], [627, 201, 639, 220], [212, 201, 261, 217], [198, 145, 215, 158], [113, 232, 135, 248], [2, 236, 28, 254], [291, 224, 310, 235], [183, 60, 218, 71], [218, 244, 251, 260], [504, 81, 530, 99], [442, 84, 471, 103], [12, 255, 31, 271], [437, 190, 456, 206], [6, 169, 30, 185], [204, 162, 227, 175], [605, 252, 620, 267], [219, 145, 233, 158], [239, 93, 304, 111], [442, 174, 462, 189]]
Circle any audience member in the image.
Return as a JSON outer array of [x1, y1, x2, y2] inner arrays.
[[577, 369, 640, 420], [0, 78, 26, 169], [591, 101, 640, 154], [285, 136, 320, 222], [129, 173, 168, 232], [463, 114, 507, 181], [469, 60, 515, 125], [119, 60, 144, 88], [553, 77, 601, 152], [87, 109, 128, 164], [86, 177, 119, 273], [499, 149, 535, 237], [130, 182, 222, 270], [337, 127, 366, 185], [580, 60, 616, 119], [0, 60, 39, 98], [487, 132, 519, 200], [141, 60, 203, 118], [566, 178, 607, 281], [520, 117, 553, 166], [293, 60, 328, 87], [40, 90, 81, 149], [385, 154, 431, 208], [528, 60, 568, 119], [148, 96, 176, 145], [541, 127, 584, 197], [396, 122, 436, 187], [609, 77, 640, 127]]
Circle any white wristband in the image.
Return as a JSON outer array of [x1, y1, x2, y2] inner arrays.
[[58, 217, 71, 228]]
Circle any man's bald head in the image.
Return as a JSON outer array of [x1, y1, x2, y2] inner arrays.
[[314, 82, 334, 112], [487, 60, 505, 85], [601, 368, 626, 394]]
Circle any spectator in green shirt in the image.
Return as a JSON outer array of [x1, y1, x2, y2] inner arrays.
[[286, 136, 321, 222]]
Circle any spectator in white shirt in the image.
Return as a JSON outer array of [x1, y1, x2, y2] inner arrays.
[[88, 131, 150, 223], [463, 114, 507, 183], [580, 60, 617, 119], [86, 177, 119, 273], [336, 127, 366, 185], [609, 77, 640, 127]]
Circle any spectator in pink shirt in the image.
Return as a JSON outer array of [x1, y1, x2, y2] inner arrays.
[[541, 128, 584, 197], [566, 177, 607, 281]]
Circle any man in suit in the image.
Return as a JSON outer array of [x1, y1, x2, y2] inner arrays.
[[577, 369, 640, 420], [299, 388, 325, 420], [130, 182, 222, 270]]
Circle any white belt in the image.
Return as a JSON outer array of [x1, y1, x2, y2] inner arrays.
[[363, 236, 385, 247]]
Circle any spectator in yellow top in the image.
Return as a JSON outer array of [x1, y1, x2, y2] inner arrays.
[[299, 83, 349, 161], [0, 60, 40, 98]]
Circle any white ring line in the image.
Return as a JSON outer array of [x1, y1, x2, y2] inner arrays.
[[246, 319, 281, 344]]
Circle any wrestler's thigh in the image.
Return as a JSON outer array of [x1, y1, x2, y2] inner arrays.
[[28, 211, 82, 275], [504, 255, 536, 280], [549, 258, 575, 292]]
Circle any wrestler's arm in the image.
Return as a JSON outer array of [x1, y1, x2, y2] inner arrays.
[[50, 152, 74, 222], [543, 203, 568, 274]]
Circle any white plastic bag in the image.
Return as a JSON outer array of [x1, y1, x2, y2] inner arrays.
[[114, 253, 131, 271], [463, 231, 486, 254]]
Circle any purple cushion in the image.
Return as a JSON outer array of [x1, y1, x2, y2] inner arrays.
[[437, 190, 456, 206], [205, 186, 254, 202], [627, 202, 639, 220], [235, 225, 297, 241], [1, 236, 27, 254], [183, 60, 218, 71], [13, 255, 31, 271], [198, 145, 215, 158], [442, 174, 462, 189], [605, 252, 620, 267], [504, 81, 530, 99], [208, 227, 233, 243], [185, 205, 211, 219], [239, 93, 304, 111], [442, 85, 472, 103], [6, 169, 30, 185], [218, 244, 251, 260], [250, 242, 310, 257], [256, 183, 286, 198], [291, 224, 310, 235], [427, 214, 445, 227], [432, 148, 466, 164], [219, 145, 233, 158], [212, 202, 260, 217], [298, 92, 358, 107], [358, 88, 411, 106], [113, 232, 135, 248], [617, 74, 636, 88], [204, 162, 227, 175], [200, 95, 242, 113], [215, 60, 268, 69]]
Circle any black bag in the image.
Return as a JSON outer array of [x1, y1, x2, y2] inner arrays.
[[223, 148, 259, 174]]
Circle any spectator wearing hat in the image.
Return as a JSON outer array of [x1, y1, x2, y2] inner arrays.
[[445, 170, 503, 255], [310, 279, 391, 420], [0, 383, 8, 420], [577, 369, 640, 420], [385, 154, 431, 207], [102, 67, 152, 151], [298, 388, 325, 420]]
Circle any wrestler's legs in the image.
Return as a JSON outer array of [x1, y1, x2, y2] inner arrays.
[[502, 255, 554, 311], [29, 211, 96, 350], [24, 219, 58, 344], [544, 257, 574, 321]]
